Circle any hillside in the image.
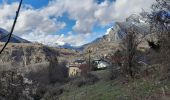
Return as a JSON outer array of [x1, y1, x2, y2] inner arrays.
[[45, 69, 170, 100], [0, 28, 30, 43], [0, 43, 55, 72], [0, 43, 78, 73]]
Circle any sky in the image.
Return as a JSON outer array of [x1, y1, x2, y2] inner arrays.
[[0, 0, 155, 46]]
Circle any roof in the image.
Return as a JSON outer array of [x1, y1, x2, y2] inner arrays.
[[93, 59, 108, 62], [74, 59, 86, 63]]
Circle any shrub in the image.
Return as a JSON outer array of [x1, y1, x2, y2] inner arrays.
[[73, 73, 99, 87], [0, 70, 36, 100]]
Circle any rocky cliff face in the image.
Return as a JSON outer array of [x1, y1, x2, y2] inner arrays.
[[0, 43, 59, 72], [82, 14, 150, 59], [105, 14, 149, 42]]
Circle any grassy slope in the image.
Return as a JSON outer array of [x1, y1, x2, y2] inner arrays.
[[57, 70, 170, 100]]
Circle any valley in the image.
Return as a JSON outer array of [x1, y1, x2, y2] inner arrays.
[[0, 0, 169, 99]]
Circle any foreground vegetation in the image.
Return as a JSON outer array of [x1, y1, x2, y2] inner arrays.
[[51, 70, 170, 100], [0, 66, 169, 100]]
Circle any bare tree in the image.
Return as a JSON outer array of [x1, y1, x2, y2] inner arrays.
[[147, 0, 170, 79], [121, 26, 145, 79], [46, 47, 68, 84], [106, 49, 124, 80]]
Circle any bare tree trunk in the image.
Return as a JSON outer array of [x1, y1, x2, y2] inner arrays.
[[122, 26, 142, 79]]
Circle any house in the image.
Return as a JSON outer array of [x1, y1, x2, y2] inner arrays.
[[68, 66, 81, 77], [92, 59, 110, 70], [68, 59, 89, 77], [74, 59, 86, 65]]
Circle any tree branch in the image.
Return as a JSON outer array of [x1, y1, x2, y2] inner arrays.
[[0, 0, 23, 54]]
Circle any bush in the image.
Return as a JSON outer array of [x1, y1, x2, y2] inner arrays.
[[73, 73, 99, 87], [43, 87, 64, 99], [48, 59, 68, 84], [32, 84, 47, 100], [26, 60, 69, 85], [0, 70, 36, 100]]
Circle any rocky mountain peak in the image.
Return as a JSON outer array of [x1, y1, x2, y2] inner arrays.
[[82, 14, 150, 59], [126, 14, 147, 24], [104, 14, 149, 42]]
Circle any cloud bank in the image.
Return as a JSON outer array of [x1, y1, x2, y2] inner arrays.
[[0, 0, 155, 46]]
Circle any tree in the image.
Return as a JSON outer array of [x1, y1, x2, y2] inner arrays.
[[121, 26, 144, 79], [47, 49, 68, 83], [48, 55, 59, 84], [107, 50, 124, 80], [148, 0, 170, 79], [149, 0, 170, 39]]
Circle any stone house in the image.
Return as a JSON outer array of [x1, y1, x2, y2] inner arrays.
[[68, 60, 89, 77], [68, 66, 81, 77]]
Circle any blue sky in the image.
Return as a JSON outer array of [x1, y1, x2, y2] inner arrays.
[[3, 0, 108, 8], [0, 0, 49, 8], [0, 0, 154, 46], [0, 0, 114, 45]]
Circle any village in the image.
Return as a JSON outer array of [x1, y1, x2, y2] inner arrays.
[[67, 58, 110, 77]]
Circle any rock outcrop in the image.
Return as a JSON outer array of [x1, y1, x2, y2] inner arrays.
[[0, 43, 59, 73]]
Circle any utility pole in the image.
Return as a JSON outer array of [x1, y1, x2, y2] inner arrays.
[[88, 49, 92, 71], [0, 0, 23, 54]]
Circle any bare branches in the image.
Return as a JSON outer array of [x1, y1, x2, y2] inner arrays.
[[121, 26, 146, 79], [0, 0, 23, 54], [146, 0, 170, 80]]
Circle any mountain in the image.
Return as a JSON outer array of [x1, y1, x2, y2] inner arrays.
[[82, 14, 150, 59], [0, 28, 30, 43], [59, 43, 83, 51], [102, 14, 149, 42], [54, 14, 150, 57], [46, 14, 149, 51]]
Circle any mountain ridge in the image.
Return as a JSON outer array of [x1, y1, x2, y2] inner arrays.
[[80, 14, 150, 59], [0, 28, 30, 43]]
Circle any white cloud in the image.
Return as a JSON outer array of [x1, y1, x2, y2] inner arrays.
[[113, 0, 155, 21], [22, 33, 89, 46], [0, 2, 66, 35], [41, 0, 155, 33], [0, 0, 155, 46], [0, 2, 18, 30], [95, 0, 155, 25]]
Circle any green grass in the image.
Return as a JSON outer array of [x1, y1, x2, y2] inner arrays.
[[58, 80, 125, 100], [55, 70, 170, 100]]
